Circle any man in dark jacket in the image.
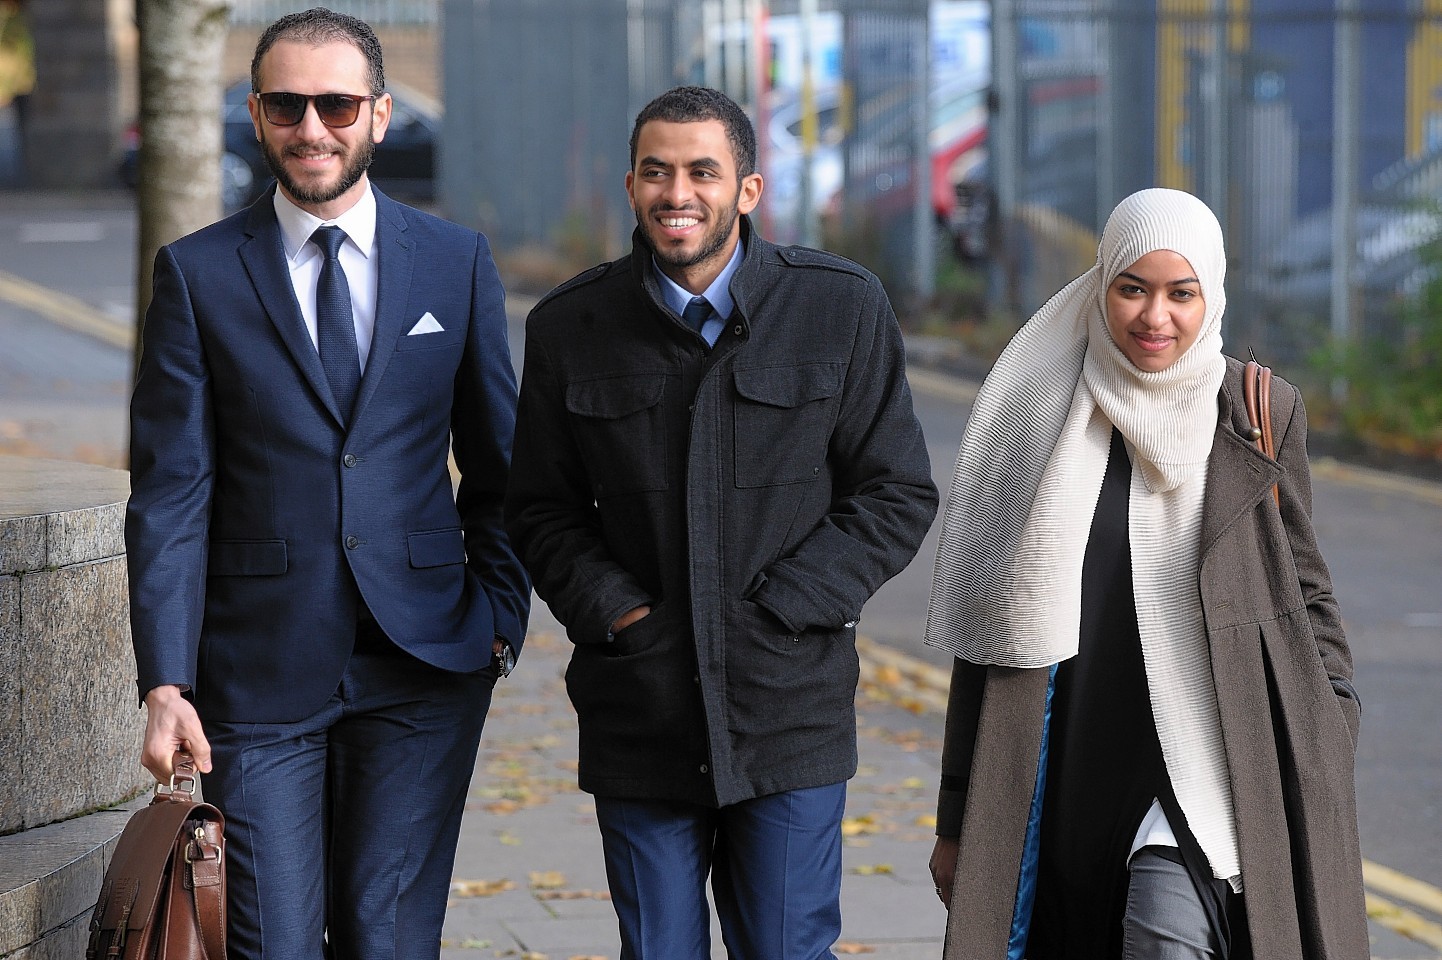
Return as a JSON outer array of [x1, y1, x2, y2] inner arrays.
[[505, 86, 938, 959]]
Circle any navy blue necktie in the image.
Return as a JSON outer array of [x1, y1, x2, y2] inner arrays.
[[312, 226, 360, 423], [682, 296, 711, 333]]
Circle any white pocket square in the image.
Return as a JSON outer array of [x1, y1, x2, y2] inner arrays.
[[407, 312, 444, 335]]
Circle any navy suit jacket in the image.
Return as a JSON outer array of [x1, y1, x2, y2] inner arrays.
[[127, 186, 529, 724]]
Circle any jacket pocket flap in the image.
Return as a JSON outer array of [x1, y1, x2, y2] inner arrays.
[[733, 363, 844, 408], [209, 539, 288, 576], [565, 374, 665, 419], [408, 528, 467, 568]]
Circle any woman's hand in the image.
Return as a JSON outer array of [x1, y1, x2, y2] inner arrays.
[[929, 836, 960, 908]]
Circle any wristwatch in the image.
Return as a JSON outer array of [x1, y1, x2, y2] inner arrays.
[[493, 638, 516, 678]]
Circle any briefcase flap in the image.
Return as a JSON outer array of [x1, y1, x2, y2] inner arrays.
[[104, 795, 225, 934]]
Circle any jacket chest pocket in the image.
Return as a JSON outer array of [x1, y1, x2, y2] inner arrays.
[[565, 373, 670, 497], [732, 363, 844, 487]]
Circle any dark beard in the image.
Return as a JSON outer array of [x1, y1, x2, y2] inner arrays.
[[639, 196, 740, 272], [261, 125, 374, 207]]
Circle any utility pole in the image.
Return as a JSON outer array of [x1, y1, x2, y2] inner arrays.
[[1330, 0, 1360, 401]]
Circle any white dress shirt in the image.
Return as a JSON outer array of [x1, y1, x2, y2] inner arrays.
[[272, 183, 380, 373]]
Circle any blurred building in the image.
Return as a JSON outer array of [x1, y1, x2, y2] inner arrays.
[[990, 0, 1442, 362]]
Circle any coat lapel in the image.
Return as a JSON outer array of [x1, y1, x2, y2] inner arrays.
[[238, 195, 345, 426], [1199, 387, 1283, 558], [350, 189, 415, 426]]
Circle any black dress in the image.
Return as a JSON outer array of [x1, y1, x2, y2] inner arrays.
[[1024, 428, 1228, 959]]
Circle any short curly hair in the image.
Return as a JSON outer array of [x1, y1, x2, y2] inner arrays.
[[251, 7, 386, 96], [629, 86, 757, 180]]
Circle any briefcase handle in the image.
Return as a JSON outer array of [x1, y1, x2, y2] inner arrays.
[[156, 752, 198, 800]]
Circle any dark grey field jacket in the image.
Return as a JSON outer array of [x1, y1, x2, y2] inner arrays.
[[505, 218, 938, 806]]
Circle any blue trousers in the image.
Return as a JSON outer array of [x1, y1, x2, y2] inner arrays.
[[594, 782, 846, 960], [202, 641, 496, 960]]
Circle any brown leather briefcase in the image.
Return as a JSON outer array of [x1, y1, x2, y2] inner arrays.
[[87, 755, 226, 959]]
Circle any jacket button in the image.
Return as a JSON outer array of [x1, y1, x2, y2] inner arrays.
[[342, 454, 357, 468], [693, 675, 700, 684], [733, 325, 742, 336], [699, 764, 708, 773], [345, 535, 359, 549]]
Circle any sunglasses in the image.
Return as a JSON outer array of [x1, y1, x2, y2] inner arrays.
[[256, 92, 378, 128]]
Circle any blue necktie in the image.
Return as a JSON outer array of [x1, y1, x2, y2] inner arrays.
[[312, 226, 360, 422], [682, 296, 711, 333]]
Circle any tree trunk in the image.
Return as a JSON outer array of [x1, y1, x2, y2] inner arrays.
[[133, 0, 230, 384]]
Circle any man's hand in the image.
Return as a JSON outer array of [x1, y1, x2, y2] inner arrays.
[[929, 836, 960, 907], [141, 685, 212, 781], [610, 605, 651, 635]]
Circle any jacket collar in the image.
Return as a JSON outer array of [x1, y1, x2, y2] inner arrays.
[[238, 184, 414, 430], [631, 214, 768, 336], [351, 187, 414, 426]]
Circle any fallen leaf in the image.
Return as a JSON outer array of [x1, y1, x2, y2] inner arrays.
[[851, 863, 894, 875], [529, 870, 567, 890], [450, 878, 516, 897], [834, 942, 877, 954], [915, 813, 938, 828], [485, 799, 522, 815], [840, 814, 879, 837], [536, 889, 612, 901]]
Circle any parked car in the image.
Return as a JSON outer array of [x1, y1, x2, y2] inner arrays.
[[119, 79, 439, 212]]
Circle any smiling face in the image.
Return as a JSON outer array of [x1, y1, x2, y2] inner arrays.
[[248, 38, 391, 219], [1104, 249, 1208, 372], [626, 119, 763, 294]]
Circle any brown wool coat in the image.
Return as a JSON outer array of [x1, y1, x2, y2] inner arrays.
[[936, 358, 1369, 959]]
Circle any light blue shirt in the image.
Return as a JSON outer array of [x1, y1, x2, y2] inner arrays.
[[652, 239, 744, 348]]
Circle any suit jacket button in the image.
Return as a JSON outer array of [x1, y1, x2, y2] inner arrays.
[[345, 535, 359, 549], [343, 454, 357, 468]]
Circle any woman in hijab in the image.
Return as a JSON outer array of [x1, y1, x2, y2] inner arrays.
[[924, 189, 1368, 959]]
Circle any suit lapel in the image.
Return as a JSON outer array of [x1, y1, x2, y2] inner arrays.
[[238, 195, 345, 426], [1200, 389, 1283, 558], [350, 189, 415, 426]]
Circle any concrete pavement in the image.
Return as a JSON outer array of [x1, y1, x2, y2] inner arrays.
[[443, 601, 952, 959]]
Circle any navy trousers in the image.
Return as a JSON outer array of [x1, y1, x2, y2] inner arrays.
[[594, 782, 846, 960], [202, 633, 496, 960]]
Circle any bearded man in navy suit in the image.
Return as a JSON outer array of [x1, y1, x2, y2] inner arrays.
[[125, 9, 529, 958]]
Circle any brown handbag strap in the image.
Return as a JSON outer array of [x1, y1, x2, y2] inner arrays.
[[184, 819, 227, 960], [1243, 359, 1280, 507]]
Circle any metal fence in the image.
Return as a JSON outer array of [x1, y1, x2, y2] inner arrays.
[[229, 0, 439, 24], [989, 0, 1442, 368], [234, 0, 1442, 365], [440, 0, 937, 297]]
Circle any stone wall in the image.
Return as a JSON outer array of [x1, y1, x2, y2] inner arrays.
[[0, 455, 147, 958]]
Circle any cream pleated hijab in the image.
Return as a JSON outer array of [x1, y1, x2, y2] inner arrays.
[[924, 188, 1240, 885]]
